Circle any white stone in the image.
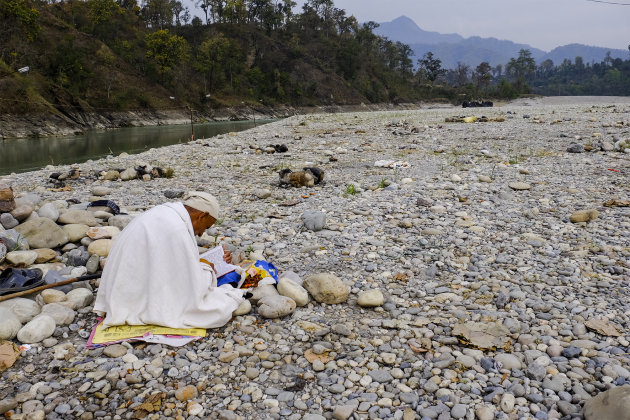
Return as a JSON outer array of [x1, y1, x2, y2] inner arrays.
[[357, 289, 385, 307], [233, 299, 252, 316], [303, 273, 349, 304], [258, 295, 296, 318], [0, 298, 41, 323], [40, 303, 76, 325], [5, 250, 38, 266], [277, 277, 309, 306], [0, 307, 22, 340], [17, 314, 56, 344], [63, 288, 94, 310]]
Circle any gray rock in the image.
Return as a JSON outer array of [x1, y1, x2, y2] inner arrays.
[[0, 213, 19, 229], [303, 273, 349, 304], [301, 210, 326, 231], [567, 143, 584, 153], [357, 289, 385, 307], [10, 204, 33, 222], [57, 210, 100, 226], [66, 248, 89, 266], [0, 241, 5, 263], [368, 369, 393, 383], [64, 288, 94, 309], [0, 229, 29, 250], [40, 303, 76, 326], [277, 277, 309, 306], [451, 404, 467, 419], [107, 215, 134, 230], [17, 314, 56, 343], [527, 363, 547, 381], [5, 250, 38, 266]]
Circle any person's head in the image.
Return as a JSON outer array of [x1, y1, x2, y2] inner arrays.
[[182, 191, 219, 236]]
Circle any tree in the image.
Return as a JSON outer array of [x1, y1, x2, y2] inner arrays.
[[473, 61, 491, 89], [417, 52, 444, 82], [506, 49, 536, 80], [145, 29, 188, 77], [142, 0, 173, 29], [195, 33, 230, 92]]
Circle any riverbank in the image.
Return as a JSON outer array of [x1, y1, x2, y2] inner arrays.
[[0, 102, 443, 139], [0, 98, 629, 419]]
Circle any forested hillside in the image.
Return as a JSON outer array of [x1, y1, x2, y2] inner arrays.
[[0, 0, 421, 115]]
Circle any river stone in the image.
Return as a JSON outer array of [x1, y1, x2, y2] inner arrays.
[[91, 186, 111, 197], [62, 224, 90, 242], [277, 277, 309, 306], [41, 289, 66, 304], [567, 143, 584, 153], [66, 248, 89, 266], [0, 185, 16, 212], [87, 226, 120, 240], [88, 239, 112, 257], [6, 250, 38, 266], [120, 168, 138, 181], [302, 210, 326, 232], [10, 204, 33, 222], [583, 385, 630, 420], [452, 322, 511, 350], [249, 284, 279, 304], [304, 273, 349, 304], [0, 307, 22, 340], [508, 182, 531, 191], [233, 299, 252, 316], [40, 303, 75, 325], [102, 170, 120, 181], [37, 203, 59, 222], [0, 229, 29, 250], [86, 254, 100, 274], [63, 288, 94, 310], [15, 218, 69, 249], [17, 314, 56, 343], [108, 215, 134, 230], [57, 210, 100, 226], [478, 175, 492, 183], [357, 289, 385, 307], [0, 213, 19, 229], [0, 298, 41, 323], [494, 353, 522, 370], [258, 295, 296, 318], [570, 209, 599, 223], [0, 242, 6, 263], [34, 248, 57, 263]]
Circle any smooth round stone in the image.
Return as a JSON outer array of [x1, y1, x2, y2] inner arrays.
[[107, 215, 134, 231], [303, 273, 349, 304], [0, 213, 19, 229], [357, 289, 385, 307], [233, 299, 252, 316], [41, 289, 66, 304], [475, 406, 495, 420], [450, 174, 462, 182], [258, 295, 296, 319], [57, 210, 100, 226], [91, 186, 111, 197], [40, 303, 75, 326], [86, 226, 120, 240], [0, 298, 41, 323], [17, 314, 56, 344], [34, 248, 57, 263], [451, 403, 467, 419], [583, 385, 630, 420], [508, 182, 531, 191], [494, 353, 522, 370], [245, 367, 259, 379], [63, 288, 94, 310], [175, 385, 198, 402], [103, 344, 127, 358], [547, 345, 563, 357], [87, 239, 112, 257], [5, 250, 38, 266], [37, 203, 59, 222], [0, 307, 22, 340], [569, 209, 599, 223], [478, 175, 492, 183], [301, 210, 326, 232], [255, 189, 271, 199], [62, 224, 90, 242], [10, 204, 33, 222], [249, 284, 279, 304], [500, 393, 515, 413], [277, 277, 309, 306], [120, 168, 138, 181]]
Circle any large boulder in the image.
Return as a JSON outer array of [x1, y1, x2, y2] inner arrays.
[[15, 218, 69, 249], [303, 273, 349, 304], [583, 385, 630, 420], [258, 295, 296, 318], [0, 298, 41, 323], [17, 314, 56, 344]]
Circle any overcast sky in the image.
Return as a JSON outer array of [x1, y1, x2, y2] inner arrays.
[[291, 0, 630, 52]]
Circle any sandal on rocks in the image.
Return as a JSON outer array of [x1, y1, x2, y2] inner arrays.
[[0, 268, 45, 296]]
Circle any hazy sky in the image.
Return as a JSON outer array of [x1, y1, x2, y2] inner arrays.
[[292, 0, 630, 52]]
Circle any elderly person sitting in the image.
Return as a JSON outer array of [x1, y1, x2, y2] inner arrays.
[[94, 192, 244, 329]]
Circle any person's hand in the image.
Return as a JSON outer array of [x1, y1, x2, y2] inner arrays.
[[222, 245, 232, 264]]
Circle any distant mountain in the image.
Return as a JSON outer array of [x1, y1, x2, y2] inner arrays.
[[373, 16, 462, 45], [542, 44, 629, 65], [376, 16, 629, 69]]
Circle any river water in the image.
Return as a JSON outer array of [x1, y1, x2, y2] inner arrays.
[[0, 120, 274, 176]]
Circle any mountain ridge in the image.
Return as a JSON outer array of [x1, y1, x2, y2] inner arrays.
[[374, 15, 629, 69]]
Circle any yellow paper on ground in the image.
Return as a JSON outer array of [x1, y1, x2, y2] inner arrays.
[[91, 321, 206, 344]]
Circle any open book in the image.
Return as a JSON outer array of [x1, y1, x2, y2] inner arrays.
[[199, 245, 239, 278]]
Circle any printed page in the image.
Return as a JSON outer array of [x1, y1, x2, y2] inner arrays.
[[199, 245, 239, 277]]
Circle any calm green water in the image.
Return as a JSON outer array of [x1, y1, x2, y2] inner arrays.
[[0, 120, 274, 175]]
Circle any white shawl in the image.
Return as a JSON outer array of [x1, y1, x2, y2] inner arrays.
[[93, 202, 244, 328]]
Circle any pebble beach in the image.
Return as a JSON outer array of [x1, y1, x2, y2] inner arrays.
[[1, 96, 630, 420]]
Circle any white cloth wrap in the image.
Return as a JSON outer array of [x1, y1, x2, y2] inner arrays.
[[94, 202, 244, 328]]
